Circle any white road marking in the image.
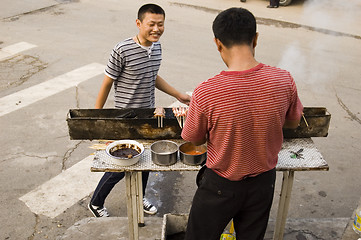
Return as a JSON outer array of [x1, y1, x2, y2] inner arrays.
[[0, 62, 105, 117], [19, 155, 103, 218], [17, 88, 189, 218], [0, 42, 37, 61]]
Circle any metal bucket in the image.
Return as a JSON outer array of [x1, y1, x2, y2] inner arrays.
[[179, 142, 207, 166], [150, 140, 178, 166]]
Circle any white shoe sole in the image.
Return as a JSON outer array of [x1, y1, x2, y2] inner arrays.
[[143, 209, 157, 215], [88, 204, 99, 217]]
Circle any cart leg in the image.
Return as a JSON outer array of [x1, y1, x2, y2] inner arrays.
[[126, 172, 139, 240], [137, 172, 145, 227], [273, 171, 295, 240]]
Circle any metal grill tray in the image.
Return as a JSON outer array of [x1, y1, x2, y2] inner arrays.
[[68, 107, 331, 140], [91, 138, 328, 172]]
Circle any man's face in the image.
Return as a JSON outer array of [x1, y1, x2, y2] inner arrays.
[[137, 13, 165, 45]]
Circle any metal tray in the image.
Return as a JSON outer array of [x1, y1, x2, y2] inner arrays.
[[67, 107, 330, 140], [67, 108, 181, 140], [283, 107, 331, 138]]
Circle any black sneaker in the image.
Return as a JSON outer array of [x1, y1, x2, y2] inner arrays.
[[88, 203, 110, 217], [143, 198, 157, 215]]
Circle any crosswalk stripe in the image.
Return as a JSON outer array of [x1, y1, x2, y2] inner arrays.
[[17, 91, 190, 218], [19, 155, 103, 218], [0, 42, 37, 61], [0, 62, 105, 117]]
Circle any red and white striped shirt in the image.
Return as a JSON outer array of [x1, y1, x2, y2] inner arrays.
[[181, 63, 303, 181]]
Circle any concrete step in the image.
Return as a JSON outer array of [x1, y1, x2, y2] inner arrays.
[[58, 216, 355, 240]]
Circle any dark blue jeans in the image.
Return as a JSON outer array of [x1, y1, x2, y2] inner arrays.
[[90, 171, 149, 207]]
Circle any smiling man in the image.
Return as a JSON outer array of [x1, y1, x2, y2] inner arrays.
[[88, 4, 190, 218]]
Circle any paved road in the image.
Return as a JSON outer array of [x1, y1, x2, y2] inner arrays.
[[1, 0, 360, 239]]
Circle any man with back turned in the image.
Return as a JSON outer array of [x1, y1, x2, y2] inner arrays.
[[182, 7, 303, 240]]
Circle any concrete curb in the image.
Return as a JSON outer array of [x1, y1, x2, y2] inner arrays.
[[342, 196, 361, 240], [59, 216, 351, 240]]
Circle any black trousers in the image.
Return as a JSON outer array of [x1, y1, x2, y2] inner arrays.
[[270, 0, 280, 7], [90, 171, 149, 207], [185, 168, 276, 240]]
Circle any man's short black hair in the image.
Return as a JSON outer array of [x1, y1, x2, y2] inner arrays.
[[212, 8, 256, 48], [138, 4, 165, 21]]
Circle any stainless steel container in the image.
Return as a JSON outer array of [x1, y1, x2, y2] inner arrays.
[[150, 140, 178, 166], [179, 142, 207, 166]]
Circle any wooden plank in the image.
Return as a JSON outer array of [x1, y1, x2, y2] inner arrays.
[[130, 172, 139, 239], [274, 171, 289, 240], [125, 172, 139, 240], [273, 171, 295, 240], [137, 172, 145, 227], [125, 173, 135, 240], [280, 171, 295, 237]]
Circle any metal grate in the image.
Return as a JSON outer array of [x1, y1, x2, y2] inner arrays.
[[277, 138, 328, 171], [91, 138, 328, 172]]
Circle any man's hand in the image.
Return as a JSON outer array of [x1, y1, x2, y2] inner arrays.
[[177, 93, 191, 106], [155, 75, 191, 105]]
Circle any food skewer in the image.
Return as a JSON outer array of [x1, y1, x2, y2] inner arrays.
[[302, 113, 309, 127], [180, 107, 184, 128], [172, 107, 181, 128], [180, 107, 186, 128], [178, 116, 182, 128], [172, 106, 188, 128], [154, 107, 165, 128]]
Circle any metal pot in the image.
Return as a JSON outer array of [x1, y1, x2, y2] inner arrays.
[[150, 140, 178, 166], [179, 142, 207, 166]]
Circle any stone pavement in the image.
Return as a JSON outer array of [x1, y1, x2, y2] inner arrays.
[[58, 195, 361, 240], [342, 196, 361, 240], [58, 211, 361, 240]]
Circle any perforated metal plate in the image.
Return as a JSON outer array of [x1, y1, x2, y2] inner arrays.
[[277, 138, 328, 171], [91, 138, 328, 172]]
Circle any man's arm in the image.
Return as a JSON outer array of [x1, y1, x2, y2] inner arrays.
[[190, 136, 207, 146], [155, 75, 191, 105], [95, 75, 114, 109], [283, 118, 301, 129]]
